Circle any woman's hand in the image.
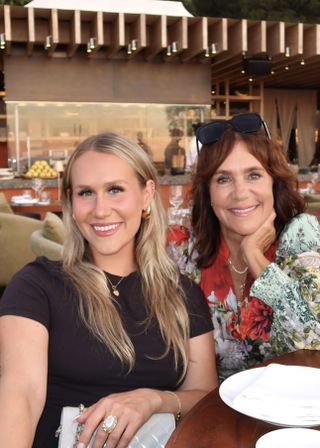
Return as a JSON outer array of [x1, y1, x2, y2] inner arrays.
[[76, 330, 217, 448], [76, 388, 162, 448], [241, 210, 277, 278]]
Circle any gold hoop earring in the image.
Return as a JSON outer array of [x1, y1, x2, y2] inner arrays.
[[142, 205, 151, 220]]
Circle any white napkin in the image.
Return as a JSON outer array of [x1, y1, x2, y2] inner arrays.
[[11, 196, 38, 204], [233, 364, 320, 425]]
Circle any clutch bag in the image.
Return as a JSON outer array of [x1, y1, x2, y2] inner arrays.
[[56, 404, 175, 448]]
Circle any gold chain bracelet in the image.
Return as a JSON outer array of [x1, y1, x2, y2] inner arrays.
[[166, 390, 182, 423]]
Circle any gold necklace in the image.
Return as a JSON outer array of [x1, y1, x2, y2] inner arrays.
[[106, 274, 125, 297], [235, 275, 248, 309], [228, 257, 248, 275]]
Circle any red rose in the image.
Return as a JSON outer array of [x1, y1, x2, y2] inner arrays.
[[238, 297, 273, 341], [227, 312, 242, 339], [167, 224, 189, 246]]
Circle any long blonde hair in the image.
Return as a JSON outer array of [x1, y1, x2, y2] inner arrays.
[[62, 132, 189, 378]]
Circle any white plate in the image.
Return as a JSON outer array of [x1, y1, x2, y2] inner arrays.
[[11, 197, 38, 205], [219, 365, 320, 427], [306, 193, 320, 202], [256, 428, 320, 448]]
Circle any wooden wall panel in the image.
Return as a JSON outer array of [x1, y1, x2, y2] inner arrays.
[[4, 53, 211, 104]]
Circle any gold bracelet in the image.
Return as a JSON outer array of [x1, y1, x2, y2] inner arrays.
[[166, 390, 182, 423]]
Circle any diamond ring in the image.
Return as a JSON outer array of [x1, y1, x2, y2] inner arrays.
[[102, 415, 118, 434]]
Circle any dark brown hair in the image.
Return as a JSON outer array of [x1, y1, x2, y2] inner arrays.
[[191, 127, 305, 268]]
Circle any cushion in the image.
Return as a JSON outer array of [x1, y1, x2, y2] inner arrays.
[[43, 211, 65, 244], [0, 192, 13, 214]]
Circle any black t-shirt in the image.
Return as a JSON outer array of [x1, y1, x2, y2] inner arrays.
[[0, 257, 213, 447]]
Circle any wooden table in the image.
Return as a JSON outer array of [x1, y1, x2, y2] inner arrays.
[[11, 200, 62, 220], [166, 350, 320, 448]]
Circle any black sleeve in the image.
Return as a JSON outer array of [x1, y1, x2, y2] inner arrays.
[[180, 275, 213, 338], [0, 258, 59, 329]]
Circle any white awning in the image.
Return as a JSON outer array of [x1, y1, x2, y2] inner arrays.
[[25, 0, 193, 17]]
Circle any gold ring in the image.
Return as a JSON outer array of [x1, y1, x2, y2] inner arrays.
[[102, 415, 118, 434]]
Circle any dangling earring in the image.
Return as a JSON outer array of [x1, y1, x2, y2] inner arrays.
[[142, 205, 151, 220]]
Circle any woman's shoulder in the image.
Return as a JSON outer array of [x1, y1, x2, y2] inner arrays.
[[7, 256, 64, 291], [287, 212, 319, 226], [277, 213, 320, 256], [179, 273, 201, 294], [18, 255, 62, 276], [179, 274, 212, 329]]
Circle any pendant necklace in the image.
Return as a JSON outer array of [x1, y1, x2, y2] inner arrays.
[[228, 257, 248, 275], [106, 274, 125, 297]]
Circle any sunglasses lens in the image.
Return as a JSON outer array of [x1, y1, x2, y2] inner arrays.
[[231, 113, 262, 133], [196, 121, 225, 145], [196, 113, 268, 152]]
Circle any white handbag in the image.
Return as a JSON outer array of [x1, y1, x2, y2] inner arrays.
[[56, 404, 175, 448]]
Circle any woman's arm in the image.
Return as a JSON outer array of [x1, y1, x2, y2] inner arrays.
[[250, 214, 320, 352], [171, 330, 218, 411], [251, 250, 320, 352], [76, 331, 217, 448], [0, 315, 48, 447]]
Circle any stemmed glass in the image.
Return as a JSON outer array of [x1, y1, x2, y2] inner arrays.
[[168, 185, 184, 224], [31, 177, 44, 201]]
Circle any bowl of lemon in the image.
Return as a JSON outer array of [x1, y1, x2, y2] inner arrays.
[[24, 160, 58, 178]]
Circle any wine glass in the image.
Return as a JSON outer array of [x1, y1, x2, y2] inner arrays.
[[169, 185, 183, 208], [169, 185, 184, 224], [31, 177, 44, 201]]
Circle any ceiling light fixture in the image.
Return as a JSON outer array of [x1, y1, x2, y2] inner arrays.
[[0, 33, 5, 50], [204, 43, 218, 58], [131, 39, 138, 51], [89, 37, 96, 50], [171, 41, 178, 53], [210, 43, 217, 55], [44, 35, 53, 50], [127, 39, 139, 55]]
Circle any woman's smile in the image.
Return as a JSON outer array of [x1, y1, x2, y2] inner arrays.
[[91, 222, 121, 235], [228, 205, 259, 216]]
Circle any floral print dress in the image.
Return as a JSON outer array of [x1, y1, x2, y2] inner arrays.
[[167, 213, 320, 382]]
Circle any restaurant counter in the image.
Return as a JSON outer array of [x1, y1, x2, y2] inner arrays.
[[0, 173, 192, 208]]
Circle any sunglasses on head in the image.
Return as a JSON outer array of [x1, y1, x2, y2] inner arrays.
[[196, 112, 271, 154]]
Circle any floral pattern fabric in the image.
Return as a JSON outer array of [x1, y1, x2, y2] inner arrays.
[[167, 213, 320, 382]]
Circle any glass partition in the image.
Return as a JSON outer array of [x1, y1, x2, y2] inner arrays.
[[6, 101, 212, 173]]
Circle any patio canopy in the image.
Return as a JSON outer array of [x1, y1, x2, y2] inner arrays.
[[26, 0, 192, 17]]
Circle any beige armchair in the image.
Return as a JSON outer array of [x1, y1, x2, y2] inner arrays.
[[30, 211, 64, 260], [30, 229, 63, 260], [0, 211, 42, 286], [0, 192, 13, 214]]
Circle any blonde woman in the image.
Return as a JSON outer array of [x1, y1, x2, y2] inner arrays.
[[0, 133, 217, 448]]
